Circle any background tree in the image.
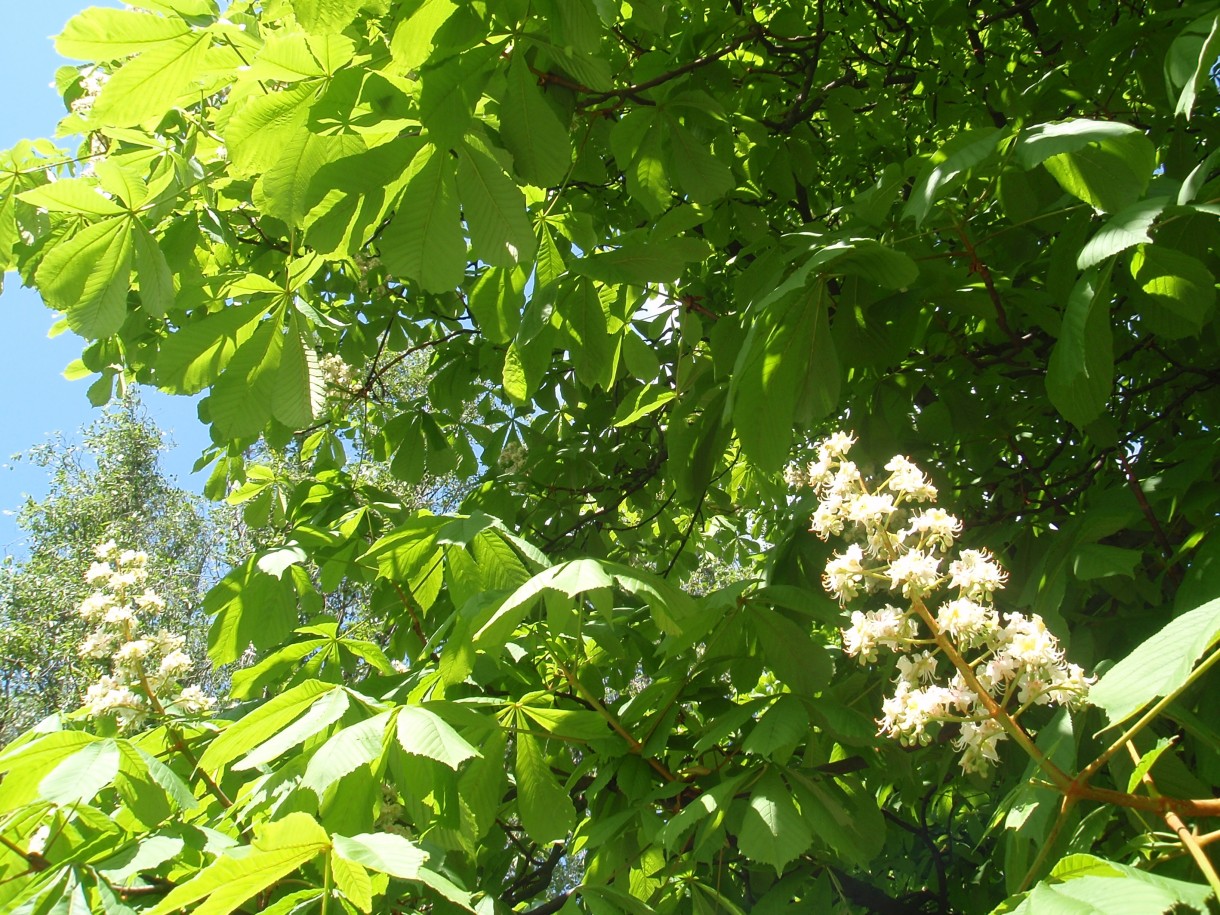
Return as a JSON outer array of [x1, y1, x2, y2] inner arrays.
[[0, 0, 1218, 912], [0, 396, 240, 739]]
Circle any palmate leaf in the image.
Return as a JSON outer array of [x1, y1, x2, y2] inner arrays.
[[34, 216, 134, 339]]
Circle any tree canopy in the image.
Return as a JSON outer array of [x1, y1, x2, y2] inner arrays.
[[2, 0, 1220, 912]]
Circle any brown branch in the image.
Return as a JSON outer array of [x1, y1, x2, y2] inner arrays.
[[578, 33, 752, 106], [559, 663, 677, 783], [952, 222, 1020, 347]]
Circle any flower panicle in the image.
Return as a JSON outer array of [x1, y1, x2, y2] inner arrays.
[[78, 543, 215, 732], [792, 433, 1094, 775]]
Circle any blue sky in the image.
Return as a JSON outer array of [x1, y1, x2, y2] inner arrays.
[[0, 4, 211, 552]]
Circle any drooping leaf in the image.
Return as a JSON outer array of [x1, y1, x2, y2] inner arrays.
[[380, 144, 466, 293], [514, 730, 575, 844], [499, 54, 572, 187], [35, 216, 134, 338], [456, 137, 537, 267], [1046, 269, 1113, 429]]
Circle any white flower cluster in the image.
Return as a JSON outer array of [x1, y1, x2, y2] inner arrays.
[[69, 66, 108, 116], [319, 354, 360, 394], [498, 440, 527, 474], [79, 541, 215, 731], [790, 434, 1093, 774]]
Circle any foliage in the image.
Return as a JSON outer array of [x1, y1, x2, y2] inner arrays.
[[0, 398, 240, 740], [1, 0, 1220, 912]]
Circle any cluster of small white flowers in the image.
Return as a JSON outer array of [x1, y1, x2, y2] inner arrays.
[[318, 354, 361, 403], [78, 541, 214, 731], [498, 440, 528, 474], [69, 66, 108, 116], [789, 434, 1094, 775]]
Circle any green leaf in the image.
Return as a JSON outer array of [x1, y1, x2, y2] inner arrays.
[[573, 237, 712, 285], [419, 46, 498, 149], [737, 770, 813, 874], [234, 686, 350, 770], [18, 180, 126, 216], [743, 696, 809, 758], [1076, 198, 1168, 270], [750, 605, 831, 696], [207, 318, 284, 438], [904, 127, 1001, 225], [467, 266, 525, 344], [198, 680, 336, 774], [39, 739, 120, 805], [396, 705, 481, 770], [56, 7, 191, 61], [666, 120, 734, 204], [389, 0, 456, 70], [301, 711, 392, 797], [271, 317, 323, 429], [1018, 120, 1155, 214], [557, 277, 612, 387], [456, 137, 537, 267], [1072, 544, 1141, 580], [0, 731, 97, 808], [132, 221, 175, 317], [613, 384, 676, 427], [729, 286, 838, 471], [292, 0, 364, 35], [35, 216, 134, 338], [515, 730, 575, 844], [90, 31, 213, 127], [519, 705, 612, 741], [1046, 270, 1112, 429], [148, 814, 330, 915], [380, 145, 466, 293], [256, 130, 365, 228], [475, 559, 614, 647], [1126, 737, 1176, 793], [331, 832, 426, 879], [253, 32, 354, 82], [156, 301, 274, 394], [500, 54, 572, 186], [1089, 596, 1220, 727], [1166, 12, 1220, 119], [225, 84, 316, 178], [1130, 244, 1216, 338]]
